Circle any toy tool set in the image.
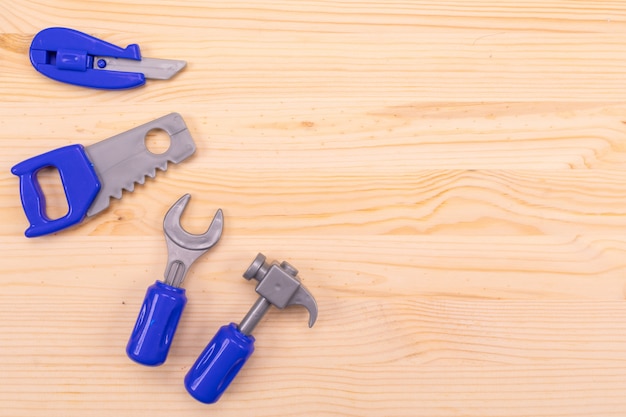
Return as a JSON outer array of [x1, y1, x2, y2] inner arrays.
[[11, 26, 319, 404], [123, 196, 317, 402]]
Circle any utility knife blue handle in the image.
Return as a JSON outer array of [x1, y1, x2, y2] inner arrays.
[[184, 323, 256, 404], [11, 144, 101, 237], [126, 281, 187, 366], [29, 27, 146, 89]]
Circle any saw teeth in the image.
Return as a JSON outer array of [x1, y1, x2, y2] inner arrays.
[[111, 162, 170, 199], [112, 189, 123, 199]]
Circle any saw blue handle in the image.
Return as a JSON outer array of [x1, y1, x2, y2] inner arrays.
[[184, 323, 255, 404], [126, 281, 187, 366], [11, 144, 101, 238], [29, 27, 146, 89]]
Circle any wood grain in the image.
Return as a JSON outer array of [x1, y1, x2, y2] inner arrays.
[[2, 1, 626, 416]]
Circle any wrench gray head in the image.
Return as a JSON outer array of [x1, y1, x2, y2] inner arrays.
[[161, 194, 223, 288], [163, 194, 223, 251], [244, 253, 318, 328]]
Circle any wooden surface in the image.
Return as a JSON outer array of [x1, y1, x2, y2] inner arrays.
[[2, 1, 626, 416]]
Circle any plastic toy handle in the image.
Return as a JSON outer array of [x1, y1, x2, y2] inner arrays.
[[184, 323, 255, 404], [10, 144, 101, 237], [126, 281, 187, 366]]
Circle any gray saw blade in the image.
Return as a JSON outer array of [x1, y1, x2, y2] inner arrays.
[[84, 113, 196, 217]]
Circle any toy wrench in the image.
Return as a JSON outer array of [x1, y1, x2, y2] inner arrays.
[[127, 194, 223, 366], [30, 27, 186, 90], [11, 113, 196, 237]]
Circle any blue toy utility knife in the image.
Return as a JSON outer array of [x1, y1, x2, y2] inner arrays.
[[29, 27, 186, 89]]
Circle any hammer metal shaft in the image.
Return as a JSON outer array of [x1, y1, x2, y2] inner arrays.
[[238, 296, 272, 336]]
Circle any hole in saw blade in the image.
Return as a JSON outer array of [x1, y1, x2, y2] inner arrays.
[[144, 128, 171, 155], [36, 167, 69, 220]]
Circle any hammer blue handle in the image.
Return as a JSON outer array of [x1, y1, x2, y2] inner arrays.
[[126, 281, 187, 366], [184, 323, 255, 403]]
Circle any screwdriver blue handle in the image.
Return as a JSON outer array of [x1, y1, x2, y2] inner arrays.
[[126, 281, 187, 366], [184, 323, 255, 403]]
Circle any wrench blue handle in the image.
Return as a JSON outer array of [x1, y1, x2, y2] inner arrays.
[[184, 323, 255, 404], [11, 144, 101, 237], [126, 281, 187, 366]]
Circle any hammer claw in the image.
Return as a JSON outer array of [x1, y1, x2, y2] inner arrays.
[[289, 286, 318, 328]]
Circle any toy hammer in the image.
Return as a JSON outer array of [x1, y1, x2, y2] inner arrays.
[[184, 253, 318, 404]]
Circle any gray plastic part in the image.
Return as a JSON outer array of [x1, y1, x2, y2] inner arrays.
[[238, 297, 272, 336], [238, 253, 318, 335], [93, 56, 186, 80], [162, 194, 223, 288], [84, 113, 196, 217]]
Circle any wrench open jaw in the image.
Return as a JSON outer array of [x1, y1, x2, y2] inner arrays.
[[162, 194, 224, 287]]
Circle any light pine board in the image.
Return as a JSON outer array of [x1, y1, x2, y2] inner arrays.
[[1, 2, 626, 417]]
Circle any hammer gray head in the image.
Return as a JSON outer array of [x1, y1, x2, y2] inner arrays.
[[243, 253, 318, 329]]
